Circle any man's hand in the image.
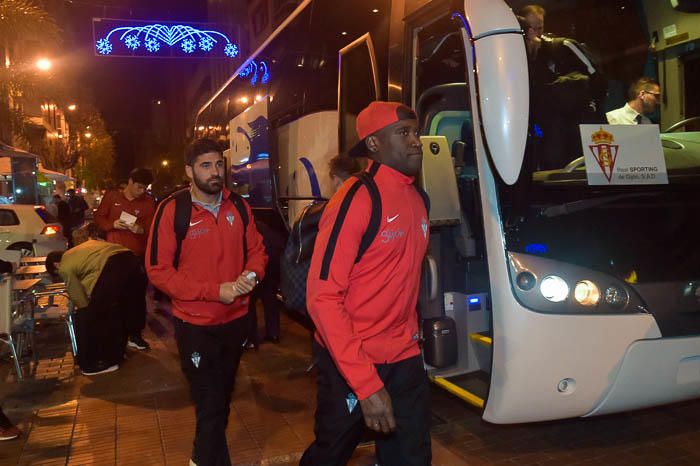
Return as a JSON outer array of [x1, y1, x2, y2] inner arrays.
[[359, 387, 396, 434], [219, 282, 237, 304], [232, 270, 257, 296], [219, 272, 257, 304], [113, 219, 129, 230], [127, 223, 144, 234]]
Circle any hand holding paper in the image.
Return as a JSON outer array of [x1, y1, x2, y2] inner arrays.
[[119, 210, 138, 226]]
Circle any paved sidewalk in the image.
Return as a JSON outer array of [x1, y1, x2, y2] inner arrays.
[[2, 295, 700, 465]]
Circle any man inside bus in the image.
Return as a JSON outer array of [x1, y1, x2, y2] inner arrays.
[[301, 101, 431, 466], [606, 77, 660, 125], [519, 4, 606, 169]]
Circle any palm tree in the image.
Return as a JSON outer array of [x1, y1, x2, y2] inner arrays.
[[0, 0, 61, 143]]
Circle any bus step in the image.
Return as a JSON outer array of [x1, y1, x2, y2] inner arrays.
[[469, 331, 492, 346], [431, 370, 490, 409]]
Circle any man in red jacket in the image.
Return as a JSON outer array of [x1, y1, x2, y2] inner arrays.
[[301, 101, 431, 466], [146, 138, 267, 466], [94, 167, 155, 350]]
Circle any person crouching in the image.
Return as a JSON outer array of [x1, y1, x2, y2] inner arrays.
[[46, 223, 147, 375]]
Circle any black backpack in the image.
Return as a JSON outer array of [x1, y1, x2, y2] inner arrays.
[[171, 189, 249, 268], [280, 164, 429, 313]]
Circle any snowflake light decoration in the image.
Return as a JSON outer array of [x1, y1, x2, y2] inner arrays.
[[181, 38, 196, 53], [145, 38, 160, 52], [199, 36, 215, 52], [124, 35, 140, 50], [224, 43, 239, 58], [95, 23, 240, 58], [96, 38, 113, 55]]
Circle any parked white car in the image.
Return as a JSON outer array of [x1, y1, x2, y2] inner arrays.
[[0, 204, 68, 256]]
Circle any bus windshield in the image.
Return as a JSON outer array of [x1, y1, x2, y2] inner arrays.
[[499, 0, 700, 284]]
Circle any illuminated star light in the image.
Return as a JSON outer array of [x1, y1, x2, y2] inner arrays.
[[124, 35, 141, 50], [145, 38, 160, 52], [96, 38, 113, 55], [181, 38, 196, 54]]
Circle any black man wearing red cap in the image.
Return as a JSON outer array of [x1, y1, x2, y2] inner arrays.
[[301, 101, 431, 466]]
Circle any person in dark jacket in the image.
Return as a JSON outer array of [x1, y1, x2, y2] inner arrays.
[[301, 102, 431, 466], [146, 138, 267, 466]]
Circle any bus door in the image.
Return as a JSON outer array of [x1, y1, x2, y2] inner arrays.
[[405, 1, 494, 410], [338, 33, 382, 154]]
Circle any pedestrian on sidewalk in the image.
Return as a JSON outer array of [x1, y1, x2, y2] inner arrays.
[[46, 223, 145, 376], [94, 168, 155, 350], [301, 102, 432, 466], [146, 138, 267, 466]]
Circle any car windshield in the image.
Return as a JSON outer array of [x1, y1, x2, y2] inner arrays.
[[499, 0, 700, 284]]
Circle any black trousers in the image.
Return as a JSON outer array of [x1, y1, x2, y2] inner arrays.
[[300, 342, 432, 466], [174, 316, 247, 466], [74, 252, 143, 371], [130, 255, 148, 336]]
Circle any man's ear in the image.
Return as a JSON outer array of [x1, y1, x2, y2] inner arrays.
[[366, 135, 380, 153], [185, 165, 193, 179]]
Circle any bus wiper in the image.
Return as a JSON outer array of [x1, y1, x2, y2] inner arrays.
[[540, 192, 660, 218]]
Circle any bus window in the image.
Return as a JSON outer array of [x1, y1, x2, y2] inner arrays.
[[500, 0, 700, 336], [338, 35, 380, 154]]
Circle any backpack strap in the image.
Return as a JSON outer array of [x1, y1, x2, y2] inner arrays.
[[173, 189, 193, 269], [319, 162, 382, 280], [354, 164, 382, 263], [227, 191, 249, 265], [415, 185, 430, 216]]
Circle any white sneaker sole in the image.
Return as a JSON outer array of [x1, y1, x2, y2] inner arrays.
[[81, 364, 119, 376], [127, 341, 149, 350], [0, 434, 19, 441]]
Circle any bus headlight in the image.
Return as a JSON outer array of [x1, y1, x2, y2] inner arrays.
[[604, 286, 629, 308], [574, 280, 600, 306], [540, 276, 569, 302]]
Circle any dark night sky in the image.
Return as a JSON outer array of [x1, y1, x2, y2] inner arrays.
[[55, 0, 210, 181]]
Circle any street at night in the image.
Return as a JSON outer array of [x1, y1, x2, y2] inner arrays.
[[3, 0, 700, 465]]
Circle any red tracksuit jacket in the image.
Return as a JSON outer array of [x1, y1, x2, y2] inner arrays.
[[307, 162, 429, 400], [146, 188, 267, 326], [94, 189, 156, 256]]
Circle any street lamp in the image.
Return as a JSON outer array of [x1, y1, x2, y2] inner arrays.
[[36, 58, 52, 71], [68, 104, 77, 111], [161, 160, 169, 167], [84, 132, 92, 139]]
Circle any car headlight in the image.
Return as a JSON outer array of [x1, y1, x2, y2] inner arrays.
[[540, 275, 569, 302], [574, 280, 601, 306]]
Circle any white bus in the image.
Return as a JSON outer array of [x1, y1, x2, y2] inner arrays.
[[195, 0, 700, 423]]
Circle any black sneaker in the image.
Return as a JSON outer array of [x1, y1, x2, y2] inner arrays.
[[128, 334, 150, 350]]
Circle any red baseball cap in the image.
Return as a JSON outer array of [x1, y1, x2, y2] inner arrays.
[[348, 101, 418, 157]]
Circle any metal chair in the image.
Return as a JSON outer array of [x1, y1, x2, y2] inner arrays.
[[0, 274, 28, 380], [32, 285, 77, 358]]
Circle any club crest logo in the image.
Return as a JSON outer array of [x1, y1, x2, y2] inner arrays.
[[588, 128, 619, 182], [345, 392, 358, 413], [134, 209, 140, 216], [226, 213, 235, 225], [421, 217, 428, 239], [191, 352, 201, 368]]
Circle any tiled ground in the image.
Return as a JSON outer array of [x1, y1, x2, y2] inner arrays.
[[2, 294, 700, 466]]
